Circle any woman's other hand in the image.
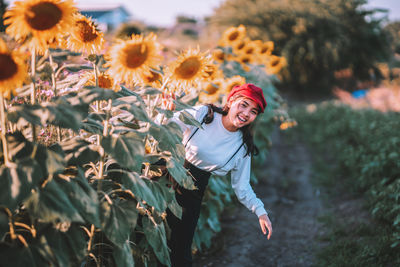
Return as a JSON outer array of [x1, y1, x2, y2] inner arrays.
[[259, 214, 272, 239]]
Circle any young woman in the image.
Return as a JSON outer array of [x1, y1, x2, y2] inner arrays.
[[166, 83, 273, 267]]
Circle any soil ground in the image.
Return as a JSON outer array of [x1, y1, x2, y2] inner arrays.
[[193, 129, 325, 267]]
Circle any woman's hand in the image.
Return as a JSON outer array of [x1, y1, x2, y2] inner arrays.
[[259, 214, 272, 239]]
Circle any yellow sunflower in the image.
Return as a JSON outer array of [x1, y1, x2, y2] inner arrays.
[[84, 71, 119, 91], [222, 75, 246, 95], [202, 63, 223, 81], [266, 55, 287, 75], [258, 41, 274, 57], [0, 39, 28, 97], [235, 54, 254, 72], [166, 47, 211, 90], [105, 33, 163, 85], [232, 38, 247, 55], [141, 69, 162, 87], [66, 13, 104, 54], [242, 41, 257, 56], [212, 48, 226, 63], [4, 0, 77, 52], [198, 80, 222, 104], [219, 25, 246, 47]]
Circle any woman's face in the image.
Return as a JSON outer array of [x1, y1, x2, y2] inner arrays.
[[226, 97, 259, 130]]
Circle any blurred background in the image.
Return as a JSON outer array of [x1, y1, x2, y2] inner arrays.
[[3, 0, 400, 103]]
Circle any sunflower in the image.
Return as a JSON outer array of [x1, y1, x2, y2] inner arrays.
[[66, 13, 104, 54], [258, 41, 274, 57], [202, 63, 223, 81], [219, 25, 246, 47], [266, 55, 287, 75], [235, 54, 254, 72], [0, 39, 28, 97], [4, 0, 77, 52], [198, 80, 222, 104], [232, 38, 247, 55], [221, 75, 246, 95], [166, 47, 211, 90], [212, 48, 226, 63], [105, 33, 163, 85], [141, 69, 162, 87], [242, 41, 257, 56], [83, 71, 119, 91]]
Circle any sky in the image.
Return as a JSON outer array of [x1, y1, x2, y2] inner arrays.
[[5, 0, 400, 27]]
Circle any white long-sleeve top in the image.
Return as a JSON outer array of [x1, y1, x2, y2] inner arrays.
[[169, 105, 267, 217]]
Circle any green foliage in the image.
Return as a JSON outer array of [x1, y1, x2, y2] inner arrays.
[[211, 0, 390, 93], [289, 102, 400, 264]]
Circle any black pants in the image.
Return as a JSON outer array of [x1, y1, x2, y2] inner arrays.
[[167, 160, 211, 267]]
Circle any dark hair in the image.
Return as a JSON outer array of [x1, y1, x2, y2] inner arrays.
[[204, 103, 259, 157]]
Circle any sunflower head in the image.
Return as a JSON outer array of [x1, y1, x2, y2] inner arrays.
[[232, 38, 247, 55], [105, 33, 163, 85], [266, 55, 287, 75], [84, 71, 119, 91], [0, 39, 28, 97], [141, 69, 162, 87], [67, 13, 104, 54], [166, 47, 211, 91], [219, 25, 246, 47], [4, 0, 77, 52], [199, 80, 222, 104], [202, 63, 223, 81], [212, 48, 226, 63], [258, 41, 274, 57], [222, 75, 246, 95]]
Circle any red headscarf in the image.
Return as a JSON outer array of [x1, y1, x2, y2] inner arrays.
[[227, 83, 267, 113]]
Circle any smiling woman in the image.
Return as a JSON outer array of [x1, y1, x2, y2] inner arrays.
[[164, 83, 272, 267]]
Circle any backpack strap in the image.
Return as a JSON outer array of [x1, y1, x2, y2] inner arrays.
[[184, 108, 208, 148], [212, 142, 244, 172]]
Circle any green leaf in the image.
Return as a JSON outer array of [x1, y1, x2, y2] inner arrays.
[[101, 132, 145, 172], [0, 211, 8, 240], [113, 240, 135, 267], [100, 201, 130, 246], [43, 223, 87, 267], [118, 200, 139, 230], [142, 216, 170, 266], [0, 242, 49, 267], [0, 159, 43, 211], [113, 97, 150, 122], [166, 157, 195, 190], [46, 144, 66, 174], [25, 178, 84, 223], [120, 172, 162, 211], [56, 170, 101, 227], [179, 110, 203, 129], [167, 197, 182, 220], [61, 137, 101, 166], [148, 123, 184, 157], [7, 103, 84, 131], [141, 178, 174, 212]]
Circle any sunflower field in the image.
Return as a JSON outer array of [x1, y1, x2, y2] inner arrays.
[[0, 1, 288, 266]]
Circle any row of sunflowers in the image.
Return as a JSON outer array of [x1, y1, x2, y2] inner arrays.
[[0, 0, 289, 266]]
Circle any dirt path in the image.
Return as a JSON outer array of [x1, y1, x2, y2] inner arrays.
[[194, 129, 324, 267]]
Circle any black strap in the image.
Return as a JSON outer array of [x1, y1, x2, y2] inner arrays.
[[184, 114, 207, 148], [212, 142, 244, 172], [183, 109, 245, 172]]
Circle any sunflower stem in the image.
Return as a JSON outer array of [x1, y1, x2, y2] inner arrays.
[[48, 50, 62, 142], [92, 62, 100, 112], [97, 99, 112, 191], [0, 94, 10, 165], [30, 48, 37, 142], [48, 51, 57, 96]]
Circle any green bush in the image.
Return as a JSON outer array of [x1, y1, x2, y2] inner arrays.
[[289, 102, 400, 264]]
